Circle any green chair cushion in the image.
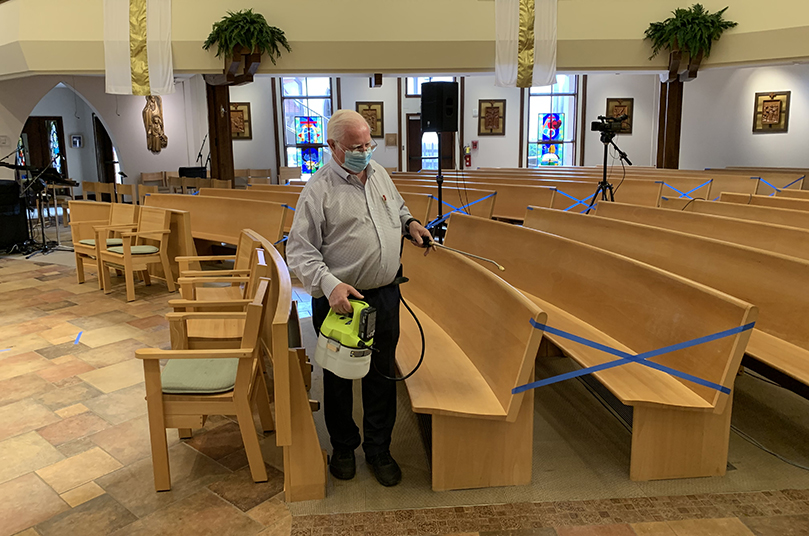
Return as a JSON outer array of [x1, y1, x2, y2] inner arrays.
[[106, 245, 159, 255], [161, 358, 238, 394], [78, 238, 124, 246]]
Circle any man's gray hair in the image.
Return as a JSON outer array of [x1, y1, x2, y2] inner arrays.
[[328, 109, 368, 143]]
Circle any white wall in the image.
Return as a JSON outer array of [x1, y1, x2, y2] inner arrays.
[[464, 75, 522, 169], [680, 64, 809, 170], [229, 76, 277, 174], [339, 76, 400, 170], [583, 74, 659, 167], [30, 86, 98, 194]]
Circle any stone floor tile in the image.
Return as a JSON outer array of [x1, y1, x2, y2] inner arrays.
[[83, 383, 147, 425], [33, 381, 103, 411], [0, 398, 60, 442], [37, 300, 77, 312], [68, 311, 139, 332], [59, 481, 106, 508], [131, 329, 171, 348], [35, 493, 137, 536], [35, 447, 123, 494], [96, 443, 231, 518], [36, 411, 110, 446], [0, 473, 69, 536], [137, 489, 263, 536], [666, 518, 755, 535], [126, 314, 168, 331], [0, 352, 53, 382], [185, 420, 254, 460], [740, 514, 809, 535], [78, 358, 144, 394], [55, 402, 89, 419], [0, 333, 50, 358], [38, 322, 82, 346], [208, 464, 285, 511], [55, 436, 98, 458], [90, 414, 180, 465], [0, 373, 54, 407], [75, 338, 148, 369], [11, 528, 41, 536], [0, 432, 65, 485], [248, 497, 292, 526], [630, 523, 677, 535], [556, 525, 635, 535], [77, 325, 144, 349], [479, 530, 553, 536], [34, 341, 91, 360], [35, 355, 95, 383]]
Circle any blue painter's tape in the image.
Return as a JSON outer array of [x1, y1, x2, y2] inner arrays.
[[514, 320, 755, 395], [784, 177, 804, 189], [282, 204, 296, 211], [191, 190, 199, 195], [425, 193, 496, 229], [0, 349, 9, 353], [555, 189, 594, 212], [274, 236, 289, 246], [74, 331, 83, 345]]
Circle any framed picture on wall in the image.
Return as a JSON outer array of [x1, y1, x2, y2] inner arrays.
[[478, 100, 506, 135], [356, 102, 384, 138], [753, 91, 790, 133], [229, 102, 252, 140], [70, 134, 83, 149], [605, 98, 634, 134]]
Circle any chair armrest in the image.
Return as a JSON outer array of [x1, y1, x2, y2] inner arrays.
[[69, 219, 107, 229], [93, 224, 138, 232], [120, 229, 171, 238], [175, 255, 236, 263], [168, 298, 251, 309], [135, 348, 254, 360], [165, 311, 247, 321], [179, 269, 250, 277], [177, 276, 249, 285]]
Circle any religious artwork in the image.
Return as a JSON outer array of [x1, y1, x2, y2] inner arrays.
[[142, 96, 168, 154], [753, 91, 790, 133], [606, 98, 634, 134], [385, 133, 398, 147], [70, 134, 83, 149], [539, 113, 564, 166], [356, 102, 384, 138], [478, 100, 506, 136], [299, 147, 323, 174], [295, 116, 323, 144], [229, 102, 252, 140]]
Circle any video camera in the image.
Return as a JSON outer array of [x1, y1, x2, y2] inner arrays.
[[591, 114, 628, 133]]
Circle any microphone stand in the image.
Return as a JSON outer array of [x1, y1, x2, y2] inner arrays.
[[196, 134, 208, 165]]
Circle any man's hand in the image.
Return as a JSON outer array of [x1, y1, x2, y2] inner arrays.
[[407, 221, 435, 256], [329, 283, 364, 314]]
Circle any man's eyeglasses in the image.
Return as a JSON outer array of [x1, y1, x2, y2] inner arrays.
[[338, 140, 378, 153]]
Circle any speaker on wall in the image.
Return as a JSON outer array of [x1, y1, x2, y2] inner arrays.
[[421, 81, 459, 133]]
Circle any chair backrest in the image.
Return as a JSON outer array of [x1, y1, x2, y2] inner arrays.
[[279, 167, 300, 183], [181, 177, 199, 193], [136, 206, 172, 244], [244, 248, 271, 299], [140, 172, 165, 186], [249, 169, 271, 178], [168, 177, 183, 193], [138, 185, 158, 205], [197, 178, 212, 189], [211, 179, 232, 189], [166, 171, 180, 179], [116, 183, 136, 204], [109, 203, 138, 226], [96, 183, 116, 202], [82, 181, 98, 200], [234, 169, 250, 178], [235, 229, 265, 270]]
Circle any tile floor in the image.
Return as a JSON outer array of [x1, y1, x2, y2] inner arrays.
[[1, 243, 809, 535]]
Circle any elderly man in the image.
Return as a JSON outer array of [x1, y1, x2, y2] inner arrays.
[[287, 109, 432, 487]]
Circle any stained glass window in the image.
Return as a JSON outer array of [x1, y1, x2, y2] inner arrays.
[[300, 148, 323, 174], [281, 77, 333, 181], [527, 75, 578, 167], [295, 117, 323, 145], [47, 120, 62, 174]]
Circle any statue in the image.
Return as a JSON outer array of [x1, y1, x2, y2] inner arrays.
[[143, 96, 168, 153]]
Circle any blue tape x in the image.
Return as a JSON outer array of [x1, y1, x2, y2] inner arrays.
[[658, 179, 712, 200], [282, 204, 296, 211], [513, 320, 755, 395], [274, 236, 289, 246], [554, 189, 597, 213], [426, 193, 496, 230], [758, 176, 805, 196]]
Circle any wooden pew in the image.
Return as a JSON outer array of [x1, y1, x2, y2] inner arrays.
[[663, 198, 809, 231], [397, 243, 545, 490], [523, 207, 809, 400], [445, 213, 756, 480], [394, 185, 497, 221], [777, 189, 809, 200], [248, 184, 303, 193], [144, 193, 289, 246], [593, 202, 809, 262], [720, 192, 809, 211]]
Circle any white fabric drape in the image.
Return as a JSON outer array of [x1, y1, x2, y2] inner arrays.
[[495, 0, 557, 88], [104, 0, 175, 95]]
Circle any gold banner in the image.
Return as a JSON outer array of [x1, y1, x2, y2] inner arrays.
[[129, 0, 150, 95], [517, 0, 535, 88]]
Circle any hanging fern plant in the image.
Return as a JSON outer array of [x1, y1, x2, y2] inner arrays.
[[203, 9, 291, 64], [645, 4, 737, 60]]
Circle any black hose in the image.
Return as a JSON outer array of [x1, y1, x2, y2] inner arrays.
[[372, 291, 425, 381]]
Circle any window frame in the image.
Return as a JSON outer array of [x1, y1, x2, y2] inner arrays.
[[525, 75, 579, 168], [405, 76, 457, 98], [279, 77, 335, 175]]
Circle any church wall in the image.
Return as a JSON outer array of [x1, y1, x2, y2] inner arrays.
[[229, 76, 278, 175], [463, 76, 522, 170], [338, 76, 400, 171]]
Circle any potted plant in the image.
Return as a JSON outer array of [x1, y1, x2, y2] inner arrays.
[[203, 9, 292, 84], [645, 4, 737, 81]]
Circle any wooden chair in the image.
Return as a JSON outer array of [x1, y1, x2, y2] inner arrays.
[[176, 228, 265, 301], [167, 176, 183, 194], [181, 177, 199, 195], [140, 171, 166, 188], [249, 169, 271, 179], [279, 167, 300, 184], [81, 181, 98, 201], [138, 185, 158, 205], [116, 183, 137, 204], [196, 178, 213, 190], [47, 183, 74, 226], [234, 169, 250, 179], [96, 182, 116, 203], [137, 278, 274, 491], [70, 202, 138, 288], [99, 206, 176, 302], [211, 179, 232, 189]]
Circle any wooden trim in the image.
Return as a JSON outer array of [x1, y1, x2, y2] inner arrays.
[[656, 82, 667, 169], [271, 78, 282, 177], [459, 77, 465, 170], [579, 75, 588, 167], [397, 78, 403, 172], [336, 77, 342, 110], [518, 88, 526, 168]]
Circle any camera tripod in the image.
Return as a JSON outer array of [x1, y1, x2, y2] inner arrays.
[[586, 129, 633, 214]]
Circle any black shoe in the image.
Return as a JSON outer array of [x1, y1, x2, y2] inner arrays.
[[366, 451, 402, 487], [329, 449, 356, 480]]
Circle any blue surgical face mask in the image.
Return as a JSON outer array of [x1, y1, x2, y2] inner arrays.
[[342, 148, 372, 174]]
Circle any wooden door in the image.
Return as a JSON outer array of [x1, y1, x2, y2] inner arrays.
[[93, 115, 116, 185], [21, 116, 68, 179]]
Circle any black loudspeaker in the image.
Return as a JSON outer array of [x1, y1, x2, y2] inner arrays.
[[421, 82, 459, 133], [178, 166, 207, 179], [0, 180, 28, 250]]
